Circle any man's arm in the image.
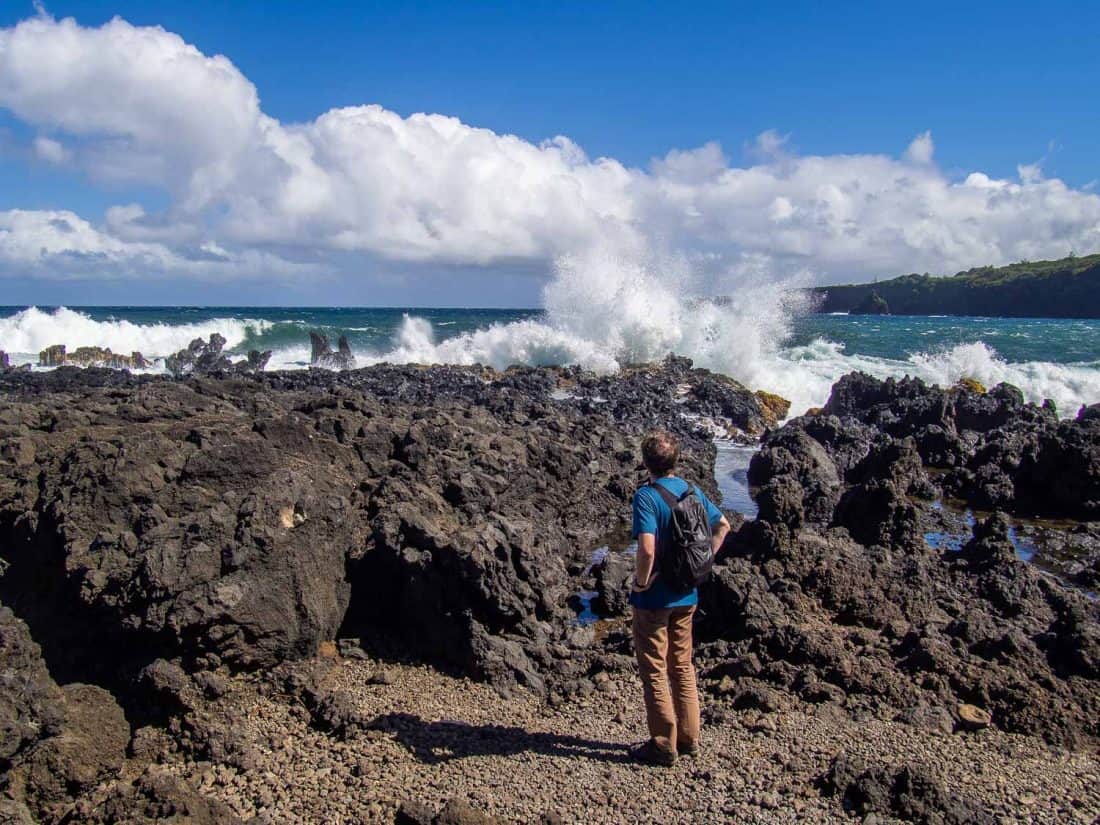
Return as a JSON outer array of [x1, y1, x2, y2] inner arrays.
[[699, 489, 731, 555], [711, 515, 731, 555], [634, 533, 657, 590]]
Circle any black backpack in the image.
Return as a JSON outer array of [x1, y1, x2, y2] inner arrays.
[[649, 481, 715, 593]]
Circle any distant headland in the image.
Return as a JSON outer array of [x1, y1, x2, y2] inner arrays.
[[810, 253, 1100, 318]]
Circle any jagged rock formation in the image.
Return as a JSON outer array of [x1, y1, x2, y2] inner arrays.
[[37, 344, 65, 367], [690, 373, 1100, 746], [0, 363, 1096, 821], [815, 372, 1100, 518], [33, 337, 271, 375], [309, 331, 355, 370], [164, 334, 271, 376], [820, 754, 994, 824], [0, 360, 762, 694], [37, 344, 149, 369]]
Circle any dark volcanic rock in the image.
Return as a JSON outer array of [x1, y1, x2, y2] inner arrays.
[[2, 362, 1098, 822], [0, 606, 129, 821], [722, 371, 1100, 746], [0, 379, 363, 677], [822, 755, 993, 824], [0, 361, 763, 704], [850, 290, 890, 315], [163, 334, 269, 376], [67, 771, 244, 824], [310, 331, 355, 370], [0, 606, 65, 774], [396, 797, 500, 825], [812, 372, 1100, 519], [164, 333, 231, 375], [591, 551, 633, 618]]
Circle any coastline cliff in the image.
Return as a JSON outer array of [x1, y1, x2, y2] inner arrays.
[[812, 253, 1100, 318]]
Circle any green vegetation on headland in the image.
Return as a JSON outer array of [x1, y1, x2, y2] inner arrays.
[[811, 253, 1100, 318]]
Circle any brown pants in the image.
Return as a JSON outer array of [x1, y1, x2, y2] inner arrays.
[[632, 605, 701, 755]]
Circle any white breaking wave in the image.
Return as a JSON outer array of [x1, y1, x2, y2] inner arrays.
[[4, 282, 1099, 423], [0, 306, 270, 363], [358, 249, 1100, 420], [365, 248, 811, 383], [766, 339, 1100, 419], [360, 315, 621, 373], [266, 345, 313, 371]]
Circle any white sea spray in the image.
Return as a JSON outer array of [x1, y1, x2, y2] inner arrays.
[[0, 306, 270, 364]]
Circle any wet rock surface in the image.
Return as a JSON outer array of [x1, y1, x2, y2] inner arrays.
[[164, 333, 271, 376], [310, 331, 356, 370], [37, 344, 149, 370], [0, 364, 1097, 822]]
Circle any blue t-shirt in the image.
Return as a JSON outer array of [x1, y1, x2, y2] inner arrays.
[[630, 476, 723, 610]]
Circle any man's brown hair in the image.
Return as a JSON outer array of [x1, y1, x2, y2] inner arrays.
[[641, 430, 680, 476]]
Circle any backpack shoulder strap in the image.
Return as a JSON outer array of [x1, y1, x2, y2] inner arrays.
[[677, 484, 699, 502], [648, 481, 679, 509]]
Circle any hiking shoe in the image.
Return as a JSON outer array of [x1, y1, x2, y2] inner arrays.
[[629, 739, 676, 767], [677, 741, 699, 757]]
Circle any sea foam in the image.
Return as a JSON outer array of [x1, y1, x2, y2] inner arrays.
[[360, 250, 1100, 419], [0, 306, 270, 365], [4, 261, 1100, 420]]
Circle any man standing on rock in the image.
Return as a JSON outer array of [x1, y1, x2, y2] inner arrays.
[[629, 430, 730, 766]]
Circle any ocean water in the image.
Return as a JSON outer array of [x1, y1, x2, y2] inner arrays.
[[2, 304, 1099, 419]]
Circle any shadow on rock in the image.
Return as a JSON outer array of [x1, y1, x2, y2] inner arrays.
[[370, 712, 629, 765]]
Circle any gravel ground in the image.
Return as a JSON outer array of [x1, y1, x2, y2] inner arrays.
[[120, 652, 1100, 825]]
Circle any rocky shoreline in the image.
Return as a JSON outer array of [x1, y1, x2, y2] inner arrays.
[[1, 361, 1097, 823]]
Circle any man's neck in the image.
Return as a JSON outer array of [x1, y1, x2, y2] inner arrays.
[[649, 473, 676, 483]]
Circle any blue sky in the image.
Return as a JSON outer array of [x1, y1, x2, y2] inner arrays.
[[10, 1, 1098, 183], [0, 1, 1098, 305]]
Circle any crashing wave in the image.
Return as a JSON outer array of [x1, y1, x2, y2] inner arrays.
[[4, 251, 1100, 420], [0, 306, 270, 365]]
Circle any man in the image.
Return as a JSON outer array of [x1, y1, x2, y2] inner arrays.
[[629, 430, 730, 766]]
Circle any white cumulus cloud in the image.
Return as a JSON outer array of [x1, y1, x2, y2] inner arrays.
[[0, 209, 317, 281], [0, 13, 1098, 286], [32, 135, 70, 164], [904, 131, 935, 165]]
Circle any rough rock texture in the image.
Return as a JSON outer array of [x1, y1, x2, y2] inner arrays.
[[395, 797, 500, 824], [309, 331, 355, 370], [37, 344, 149, 370], [725, 372, 1100, 746], [66, 772, 244, 824], [2, 364, 1097, 824], [814, 372, 1100, 518], [0, 607, 63, 771], [106, 652, 1100, 824], [37, 344, 66, 368], [821, 754, 993, 824], [0, 360, 759, 701], [0, 606, 130, 822], [164, 334, 271, 376]]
